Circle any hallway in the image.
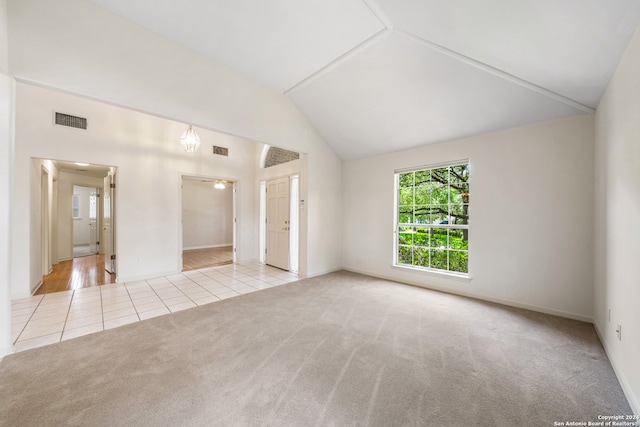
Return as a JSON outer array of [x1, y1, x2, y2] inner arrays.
[[36, 255, 116, 295]]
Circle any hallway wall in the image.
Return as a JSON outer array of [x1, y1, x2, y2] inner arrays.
[[182, 179, 233, 250]]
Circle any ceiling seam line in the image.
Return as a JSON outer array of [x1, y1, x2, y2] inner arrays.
[[394, 29, 595, 114], [360, 0, 394, 29], [284, 28, 392, 96]]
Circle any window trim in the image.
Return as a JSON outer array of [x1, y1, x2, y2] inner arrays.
[[72, 193, 81, 219], [393, 159, 470, 278], [394, 158, 470, 174], [391, 263, 473, 282]]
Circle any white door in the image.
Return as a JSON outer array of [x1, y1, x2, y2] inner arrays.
[[266, 177, 290, 270], [103, 174, 115, 274]]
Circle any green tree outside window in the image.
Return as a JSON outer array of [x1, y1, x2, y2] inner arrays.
[[396, 162, 469, 274]]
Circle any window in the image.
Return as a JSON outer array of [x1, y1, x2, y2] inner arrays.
[[72, 194, 80, 219], [89, 193, 97, 220], [395, 161, 470, 275]]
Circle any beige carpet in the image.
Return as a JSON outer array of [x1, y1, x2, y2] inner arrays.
[[0, 271, 632, 426]]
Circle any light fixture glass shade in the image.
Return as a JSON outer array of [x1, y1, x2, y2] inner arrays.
[[214, 181, 226, 190], [180, 125, 201, 152]]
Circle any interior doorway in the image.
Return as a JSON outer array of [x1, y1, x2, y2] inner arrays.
[[181, 176, 236, 271], [103, 171, 116, 274], [72, 185, 100, 258], [41, 167, 52, 276], [35, 158, 116, 295]]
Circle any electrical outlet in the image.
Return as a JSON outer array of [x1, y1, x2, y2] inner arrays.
[[607, 308, 611, 322], [616, 324, 622, 341]]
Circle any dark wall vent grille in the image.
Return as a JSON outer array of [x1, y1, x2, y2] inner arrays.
[[213, 146, 229, 156], [55, 112, 87, 130]]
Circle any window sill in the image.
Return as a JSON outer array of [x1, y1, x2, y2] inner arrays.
[[391, 264, 472, 282]]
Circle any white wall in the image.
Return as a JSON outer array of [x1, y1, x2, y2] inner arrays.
[[0, 0, 13, 356], [343, 115, 595, 321], [12, 83, 259, 298], [594, 24, 640, 415], [182, 180, 233, 249], [7, 0, 343, 279]]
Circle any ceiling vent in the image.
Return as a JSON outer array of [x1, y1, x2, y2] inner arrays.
[[54, 112, 88, 130], [213, 146, 229, 156]]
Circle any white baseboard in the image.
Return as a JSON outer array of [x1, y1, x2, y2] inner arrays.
[[0, 344, 15, 359], [116, 269, 182, 284], [235, 258, 259, 265], [183, 243, 232, 250], [594, 323, 639, 416], [30, 279, 43, 296], [342, 267, 594, 323], [11, 292, 33, 300], [306, 267, 343, 280]]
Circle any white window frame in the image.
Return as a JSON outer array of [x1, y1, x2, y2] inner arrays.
[[393, 159, 470, 278]]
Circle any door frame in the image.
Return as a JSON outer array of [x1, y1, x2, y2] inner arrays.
[[70, 184, 101, 257], [102, 170, 117, 274], [179, 174, 238, 271], [33, 158, 115, 289], [66, 170, 114, 262], [265, 176, 290, 270], [261, 173, 300, 273], [41, 166, 52, 276]]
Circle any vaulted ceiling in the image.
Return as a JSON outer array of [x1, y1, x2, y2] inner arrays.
[[62, 1, 640, 159]]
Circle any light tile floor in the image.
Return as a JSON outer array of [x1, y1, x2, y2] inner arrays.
[[11, 262, 299, 353]]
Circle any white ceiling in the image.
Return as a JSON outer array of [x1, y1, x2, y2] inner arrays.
[[86, 0, 640, 160], [53, 160, 110, 179]]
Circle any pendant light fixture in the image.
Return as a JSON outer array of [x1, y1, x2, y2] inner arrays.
[[180, 125, 201, 152]]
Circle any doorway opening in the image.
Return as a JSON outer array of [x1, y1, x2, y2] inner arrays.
[[35, 158, 116, 295], [41, 167, 52, 276], [181, 175, 237, 271], [260, 174, 299, 273], [72, 185, 100, 258]]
